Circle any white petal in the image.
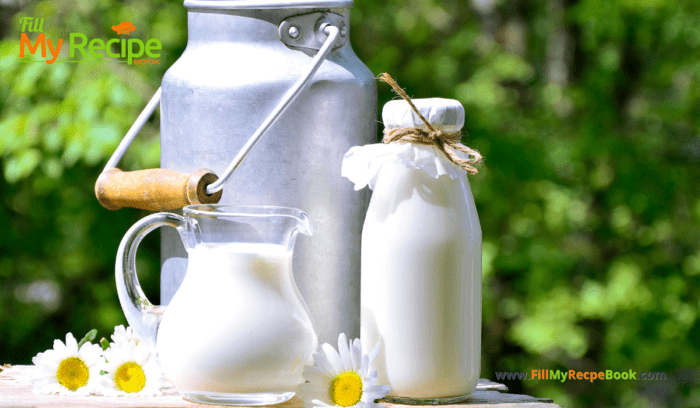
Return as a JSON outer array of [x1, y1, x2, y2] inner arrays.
[[352, 338, 362, 352], [45, 349, 64, 365], [103, 346, 120, 364], [303, 366, 331, 384], [321, 343, 343, 374], [143, 356, 162, 373], [79, 344, 103, 366], [53, 338, 67, 354], [32, 352, 50, 367], [144, 370, 164, 388], [363, 384, 391, 400], [363, 377, 377, 389], [74, 385, 93, 396], [31, 377, 57, 387], [33, 367, 58, 379], [122, 340, 135, 355], [33, 382, 61, 394], [102, 374, 117, 390], [337, 333, 352, 371], [88, 365, 103, 378], [361, 354, 369, 378], [47, 383, 64, 393], [65, 333, 79, 353], [111, 325, 126, 342], [101, 358, 118, 373], [350, 339, 362, 371], [313, 352, 337, 376], [367, 368, 378, 380], [133, 343, 150, 365], [57, 385, 74, 396]]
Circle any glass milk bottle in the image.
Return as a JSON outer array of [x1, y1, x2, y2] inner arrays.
[[342, 97, 482, 403]]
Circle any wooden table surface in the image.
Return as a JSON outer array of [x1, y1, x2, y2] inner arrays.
[[0, 365, 562, 408]]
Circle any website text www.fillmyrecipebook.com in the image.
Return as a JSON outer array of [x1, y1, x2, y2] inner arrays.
[[495, 369, 666, 383]]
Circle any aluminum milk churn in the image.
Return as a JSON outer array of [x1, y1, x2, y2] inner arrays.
[[97, 0, 377, 345]]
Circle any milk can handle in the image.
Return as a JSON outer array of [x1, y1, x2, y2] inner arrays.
[[204, 23, 341, 194], [99, 24, 341, 207], [115, 212, 186, 350]]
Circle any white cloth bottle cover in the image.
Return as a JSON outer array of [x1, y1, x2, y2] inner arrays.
[[341, 97, 470, 191]]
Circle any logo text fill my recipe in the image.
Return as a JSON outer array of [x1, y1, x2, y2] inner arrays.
[[19, 17, 161, 65]]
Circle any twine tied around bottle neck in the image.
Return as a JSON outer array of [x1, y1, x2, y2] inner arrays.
[[379, 73, 484, 175]]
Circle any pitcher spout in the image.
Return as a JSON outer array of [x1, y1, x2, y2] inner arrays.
[[293, 210, 313, 237]]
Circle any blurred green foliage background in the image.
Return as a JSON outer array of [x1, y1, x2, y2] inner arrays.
[[1, 0, 699, 406]]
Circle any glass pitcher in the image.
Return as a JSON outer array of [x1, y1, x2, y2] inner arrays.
[[115, 205, 318, 405]]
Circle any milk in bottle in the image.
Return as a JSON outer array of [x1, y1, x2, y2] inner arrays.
[[342, 96, 482, 402]]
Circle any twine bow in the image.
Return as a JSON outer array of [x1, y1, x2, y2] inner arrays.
[[379, 73, 483, 175]]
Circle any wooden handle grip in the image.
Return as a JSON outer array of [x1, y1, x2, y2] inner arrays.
[[95, 168, 223, 211]]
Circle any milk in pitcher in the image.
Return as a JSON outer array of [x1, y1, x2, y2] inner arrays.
[[157, 242, 317, 394]]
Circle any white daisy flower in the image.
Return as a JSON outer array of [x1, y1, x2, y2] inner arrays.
[[100, 340, 163, 396], [110, 325, 139, 346], [30, 332, 104, 396], [298, 333, 391, 408], [109, 324, 156, 355]]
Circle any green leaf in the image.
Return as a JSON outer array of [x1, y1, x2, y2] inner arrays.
[[100, 337, 110, 351], [77, 329, 97, 348]]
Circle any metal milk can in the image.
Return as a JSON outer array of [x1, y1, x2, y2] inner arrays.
[[96, 0, 377, 345]]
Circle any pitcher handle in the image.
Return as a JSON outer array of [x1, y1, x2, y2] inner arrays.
[[115, 212, 186, 351]]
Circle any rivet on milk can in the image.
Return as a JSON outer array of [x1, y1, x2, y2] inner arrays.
[[95, 0, 377, 346]]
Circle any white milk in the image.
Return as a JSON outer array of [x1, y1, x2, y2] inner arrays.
[[360, 159, 482, 399], [156, 242, 317, 394]]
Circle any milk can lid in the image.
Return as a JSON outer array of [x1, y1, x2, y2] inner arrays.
[[183, 0, 354, 9], [382, 98, 465, 133]]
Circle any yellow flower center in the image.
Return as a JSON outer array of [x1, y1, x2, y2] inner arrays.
[[330, 371, 363, 407], [56, 357, 89, 391], [114, 362, 147, 393]]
